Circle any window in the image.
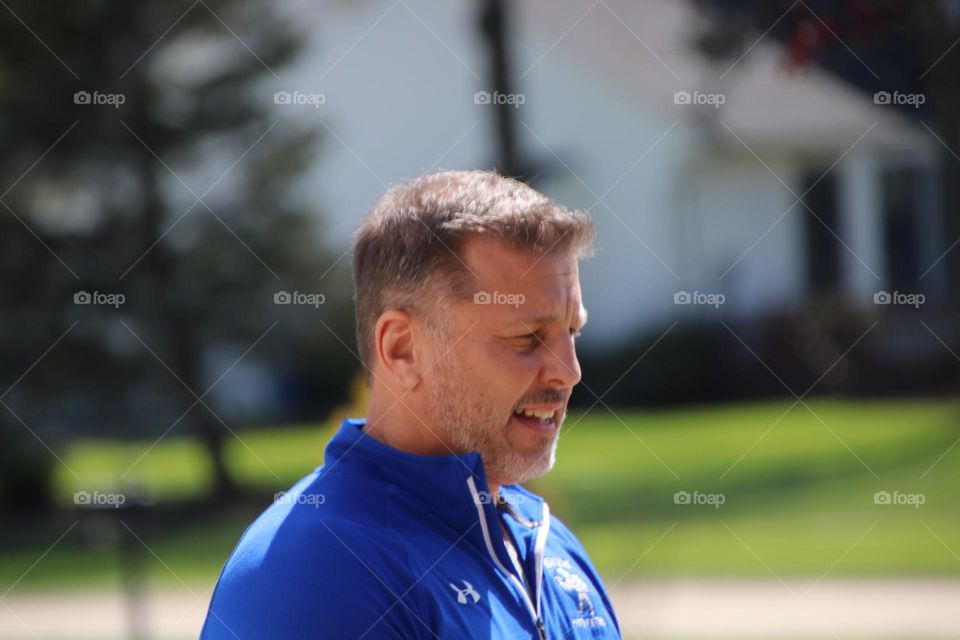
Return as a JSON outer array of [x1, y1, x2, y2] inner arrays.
[[881, 166, 923, 292], [801, 170, 842, 295]]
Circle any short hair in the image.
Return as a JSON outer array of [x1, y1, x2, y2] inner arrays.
[[351, 170, 595, 381]]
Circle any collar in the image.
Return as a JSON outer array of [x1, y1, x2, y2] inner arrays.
[[320, 418, 546, 541], [322, 417, 551, 614]]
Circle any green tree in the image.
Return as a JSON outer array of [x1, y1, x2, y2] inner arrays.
[[0, 1, 355, 507]]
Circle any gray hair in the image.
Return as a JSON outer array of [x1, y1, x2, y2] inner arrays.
[[351, 170, 595, 382]]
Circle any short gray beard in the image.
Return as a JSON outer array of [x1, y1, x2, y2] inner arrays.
[[426, 338, 557, 487]]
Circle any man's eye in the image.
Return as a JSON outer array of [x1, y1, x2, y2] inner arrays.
[[513, 333, 539, 349]]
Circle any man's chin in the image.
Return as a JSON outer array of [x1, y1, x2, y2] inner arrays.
[[492, 444, 557, 487]]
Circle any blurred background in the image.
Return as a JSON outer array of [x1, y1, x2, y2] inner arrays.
[[1, 0, 959, 638]]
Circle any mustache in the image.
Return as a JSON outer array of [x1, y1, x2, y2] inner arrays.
[[514, 389, 567, 410]]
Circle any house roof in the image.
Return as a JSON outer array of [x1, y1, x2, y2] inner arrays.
[[518, 0, 933, 156]]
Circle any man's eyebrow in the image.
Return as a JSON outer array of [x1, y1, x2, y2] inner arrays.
[[519, 306, 589, 329]]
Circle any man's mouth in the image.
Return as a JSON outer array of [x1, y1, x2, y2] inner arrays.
[[511, 406, 561, 434]]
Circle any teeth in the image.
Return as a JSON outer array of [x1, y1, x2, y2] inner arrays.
[[515, 408, 554, 420]]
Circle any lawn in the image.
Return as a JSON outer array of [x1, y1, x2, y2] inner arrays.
[[4, 399, 959, 592]]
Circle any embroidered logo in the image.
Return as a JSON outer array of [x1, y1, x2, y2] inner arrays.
[[449, 580, 481, 604], [555, 566, 596, 617], [544, 556, 608, 628]]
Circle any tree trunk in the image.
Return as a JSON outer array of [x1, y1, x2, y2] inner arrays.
[[480, 0, 521, 178], [137, 151, 239, 499]]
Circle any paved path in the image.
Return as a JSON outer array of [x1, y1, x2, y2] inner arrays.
[[610, 579, 960, 639], [1, 579, 958, 639]]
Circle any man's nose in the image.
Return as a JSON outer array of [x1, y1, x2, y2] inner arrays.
[[540, 334, 582, 389]]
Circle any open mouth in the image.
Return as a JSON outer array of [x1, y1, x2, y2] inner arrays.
[[511, 406, 561, 434]]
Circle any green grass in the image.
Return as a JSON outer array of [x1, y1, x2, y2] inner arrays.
[[57, 437, 215, 502], [531, 399, 960, 579], [51, 422, 338, 502], [5, 399, 959, 592]]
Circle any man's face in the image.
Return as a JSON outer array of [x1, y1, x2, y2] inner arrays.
[[423, 235, 587, 488]]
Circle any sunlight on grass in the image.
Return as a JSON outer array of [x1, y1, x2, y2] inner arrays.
[[54, 437, 213, 503], [29, 399, 960, 589]]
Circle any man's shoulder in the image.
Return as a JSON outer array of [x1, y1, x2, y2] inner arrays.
[[201, 475, 423, 638], [220, 472, 407, 580]]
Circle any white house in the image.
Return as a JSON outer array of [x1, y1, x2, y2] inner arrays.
[[275, 0, 946, 349]]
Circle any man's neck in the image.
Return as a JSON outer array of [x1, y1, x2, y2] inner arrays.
[[364, 402, 452, 457], [365, 394, 501, 500]]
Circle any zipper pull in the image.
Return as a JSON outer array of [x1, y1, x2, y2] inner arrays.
[[536, 616, 547, 639]]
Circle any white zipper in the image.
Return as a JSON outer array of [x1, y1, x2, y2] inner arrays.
[[467, 476, 550, 640]]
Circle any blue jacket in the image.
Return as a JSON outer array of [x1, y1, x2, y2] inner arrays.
[[202, 418, 621, 639]]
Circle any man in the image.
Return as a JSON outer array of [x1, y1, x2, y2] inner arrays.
[[202, 170, 621, 638]]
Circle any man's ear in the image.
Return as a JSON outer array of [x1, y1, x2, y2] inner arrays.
[[374, 309, 423, 389]]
